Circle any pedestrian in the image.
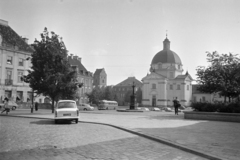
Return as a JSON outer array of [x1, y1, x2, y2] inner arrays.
[[173, 97, 180, 115], [1, 98, 10, 114]]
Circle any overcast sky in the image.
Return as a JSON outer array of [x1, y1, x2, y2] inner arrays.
[[1, 0, 240, 85]]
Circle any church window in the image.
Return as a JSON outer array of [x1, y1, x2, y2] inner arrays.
[[152, 83, 156, 89], [177, 85, 180, 90], [170, 85, 173, 90], [187, 85, 189, 90]]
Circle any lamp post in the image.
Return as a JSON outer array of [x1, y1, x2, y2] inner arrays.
[[130, 82, 136, 110]]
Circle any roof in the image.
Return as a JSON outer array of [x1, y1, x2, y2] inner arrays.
[[151, 38, 182, 65], [68, 56, 87, 72], [115, 77, 143, 87], [94, 68, 105, 76], [175, 71, 193, 81], [0, 21, 34, 53]]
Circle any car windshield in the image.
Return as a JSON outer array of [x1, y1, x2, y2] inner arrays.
[[57, 102, 76, 109]]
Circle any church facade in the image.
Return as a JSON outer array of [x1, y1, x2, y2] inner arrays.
[[142, 37, 193, 107]]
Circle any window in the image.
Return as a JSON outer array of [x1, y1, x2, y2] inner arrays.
[[18, 71, 24, 82], [178, 65, 181, 69], [169, 72, 174, 78], [7, 56, 13, 65], [19, 58, 24, 66], [187, 85, 189, 90], [152, 83, 156, 89], [170, 85, 173, 90], [6, 70, 12, 80], [177, 85, 180, 90], [102, 79, 104, 83]]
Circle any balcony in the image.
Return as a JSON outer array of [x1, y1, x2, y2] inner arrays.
[[5, 79, 13, 86]]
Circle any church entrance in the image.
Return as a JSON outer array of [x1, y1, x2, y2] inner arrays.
[[152, 95, 156, 107]]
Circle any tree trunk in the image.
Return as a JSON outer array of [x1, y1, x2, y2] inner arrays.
[[51, 97, 55, 113]]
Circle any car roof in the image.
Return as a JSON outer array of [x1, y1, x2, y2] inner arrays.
[[58, 100, 76, 103]]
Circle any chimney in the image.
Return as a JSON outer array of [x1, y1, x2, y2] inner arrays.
[[70, 54, 73, 59], [77, 57, 81, 62], [0, 19, 8, 26], [22, 37, 28, 44], [73, 55, 78, 59]]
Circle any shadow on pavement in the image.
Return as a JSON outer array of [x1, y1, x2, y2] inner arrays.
[[146, 114, 185, 120], [30, 119, 75, 125]]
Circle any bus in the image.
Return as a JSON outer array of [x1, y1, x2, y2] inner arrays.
[[98, 100, 118, 110]]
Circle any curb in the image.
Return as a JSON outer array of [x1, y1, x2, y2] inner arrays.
[[1, 114, 223, 160]]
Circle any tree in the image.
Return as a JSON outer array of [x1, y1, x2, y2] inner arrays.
[[86, 87, 103, 105], [23, 28, 79, 113], [196, 51, 240, 102]]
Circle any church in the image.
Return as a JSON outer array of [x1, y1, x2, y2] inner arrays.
[[142, 36, 193, 107]]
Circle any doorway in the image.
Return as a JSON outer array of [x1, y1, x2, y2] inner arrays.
[[152, 95, 156, 107]]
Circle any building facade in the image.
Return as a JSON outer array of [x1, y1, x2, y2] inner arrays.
[[192, 84, 225, 103], [113, 77, 142, 106], [142, 37, 193, 107], [93, 68, 107, 88], [0, 19, 34, 102], [68, 54, 93, 104]]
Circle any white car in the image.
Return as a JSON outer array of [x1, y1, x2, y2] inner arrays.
[[151, 107, 161, 111], [78, 103, 94, 111], [0, 101, 18, 110], [162, 107, 173, 112], [137, 107, 150, 111], [54, 100, 79, 124]]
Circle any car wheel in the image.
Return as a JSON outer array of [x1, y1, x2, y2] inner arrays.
[[84, 108, 87, 111], [12, 106, 16, 110], [75, 119, 78, 124], [55, 120, 58, 124]]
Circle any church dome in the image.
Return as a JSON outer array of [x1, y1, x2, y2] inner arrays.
[[151, 38, 182, 65]]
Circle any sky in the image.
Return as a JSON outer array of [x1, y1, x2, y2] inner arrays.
[[1, 0, 240, 85]]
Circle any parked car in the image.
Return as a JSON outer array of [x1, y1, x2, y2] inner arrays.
[[54, 100, 79, 124], [78, 103, 94, 111], [150, 107, 161, 111], [0, 101, 18, 110], [137, 107, 150, 111], [162, 107, 173, 112]]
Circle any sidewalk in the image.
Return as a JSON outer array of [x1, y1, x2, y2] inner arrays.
[[1, 109, 240, 160]]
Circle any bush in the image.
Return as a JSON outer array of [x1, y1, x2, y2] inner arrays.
[[191, 102, 240, 113]]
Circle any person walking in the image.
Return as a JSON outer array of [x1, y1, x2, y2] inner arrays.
[[173, 97, 180, 115], [1, 98, 10, 114]]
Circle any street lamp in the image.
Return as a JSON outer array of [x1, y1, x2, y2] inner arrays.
[[130, 82, 136, 110]]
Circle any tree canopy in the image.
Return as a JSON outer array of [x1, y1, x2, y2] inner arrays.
[[23, 28, 79, 113], [196, 51, 240, 102]]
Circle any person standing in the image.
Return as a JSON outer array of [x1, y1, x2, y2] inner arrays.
[[173, 97, 180, 115], [1, 98, 10, 114]]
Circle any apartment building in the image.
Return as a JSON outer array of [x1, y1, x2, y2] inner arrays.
[[0, 19, 33, 102], [68, 54, 93, 104]]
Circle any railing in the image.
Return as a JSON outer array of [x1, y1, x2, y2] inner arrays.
[[5, 79, 13, 86]]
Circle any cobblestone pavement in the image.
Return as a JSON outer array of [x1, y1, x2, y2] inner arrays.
[[0, 116, 207, 160]]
